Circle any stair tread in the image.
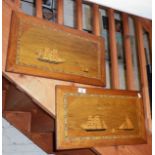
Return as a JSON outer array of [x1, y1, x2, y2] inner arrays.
[[30, 132, 54, 154], [4, 111, 32, 132], [5, 84, 55, 132], [2, 77, 97, 154]]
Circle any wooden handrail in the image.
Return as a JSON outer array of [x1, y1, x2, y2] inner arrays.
[[135, 17, 152, 132], [92, 4, 100, 36], [107, 9, 119, 89], [76, 0, 83, 30], [122, 13, 135, 90], [36, 0, 43, 18], [57, 0, 64, 24]]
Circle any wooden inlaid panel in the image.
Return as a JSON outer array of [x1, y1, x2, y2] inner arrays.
[[6, 11, 105, 86], [56, 86, 146, 150]]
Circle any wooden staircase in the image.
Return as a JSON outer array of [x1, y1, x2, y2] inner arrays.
[[2, 1, 151, 155], [2, 76, 100, 155]]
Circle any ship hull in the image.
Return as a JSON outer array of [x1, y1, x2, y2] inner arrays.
[[85, 129, 106, 132]]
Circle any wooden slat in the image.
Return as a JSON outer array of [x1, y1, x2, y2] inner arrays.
[[107, 9, 119, 89], [3, 0, 21, 11], [144, 24, 152, 65], [92, 4, 100, 36], [135, 17, 152, 132], [57, 0, 64, 24], [122, 13, 135, 90], [140, 18, 152, 33], [36, 0, 43, 18], [15, 0, 20, 8], [75, 0, 83, 30], [140, 19, 152, 65], [148, 30, 152, 65]]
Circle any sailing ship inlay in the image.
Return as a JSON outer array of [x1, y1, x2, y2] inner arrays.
[[38, 48, 65, 64], [118, 117, 134, 130], [81, 115, 108, 132]]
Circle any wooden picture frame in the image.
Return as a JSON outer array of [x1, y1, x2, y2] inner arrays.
[[56, 85, 147, 150], [6, 11, 105, 86]]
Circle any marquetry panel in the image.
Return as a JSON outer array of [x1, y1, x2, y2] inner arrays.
[[6, 11, 105, 86], [56, 86, 146, 150]]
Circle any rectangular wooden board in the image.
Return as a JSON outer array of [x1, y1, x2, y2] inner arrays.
[[6, 11, 105, 86], [56, 86, 147, 150]]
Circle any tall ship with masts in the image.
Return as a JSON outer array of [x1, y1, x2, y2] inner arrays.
[[81, 115, 108, 132], [38, 48, 65, 64]]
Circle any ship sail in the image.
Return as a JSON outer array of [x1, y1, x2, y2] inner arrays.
[[118, 117, 134, 130], [81, 115, 107, 131], [102, 120, 108, 130], [38, 48, 65, 64]]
